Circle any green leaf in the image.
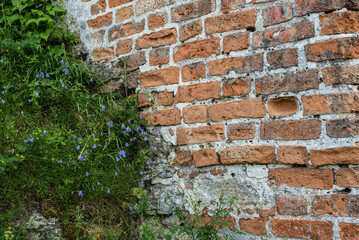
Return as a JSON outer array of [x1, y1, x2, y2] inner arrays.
[[52, 6, 66, 13]]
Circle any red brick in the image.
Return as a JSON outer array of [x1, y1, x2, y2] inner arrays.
[[337, 168, 359, 188], [310, 146, 359, 167], [269, 168, 334, 189], [239, 218, 267, 236], [277, 145, 308, 165], [172, 0, 213, 22], [125, 52, 146, 72], [139, 67, 179, 88], [210, 99, 266, 122], [182, 62, 206, 82], [109, 20, 145, 41], [174, 38, 220, 62], [223, 32, 250, 54], [256, 69, 319, 95], [116, 6, 133, 22], [321, 11, 359, 35], [339, 223, 359, 240], [253, 20, 315, 48], [109, 0, 132, 8], [263, 3, 293, 27], [116, 39, 132, 56], [175, 82, 221, 103], [295, 0, 359, 16], [327, 118, 359, 138], [137, 93, 153, 108], [209, 54, 263, 76], [91, 0, 106, 15], [141, 108, 181, 126], [92, 47, 114, 62], [177, 125, 225, 145], [87, 12, 113, 29], [148, 12, 168, 30], [227, 123, 255, 141], [276, 195, 307, 216], [258, 207, 275, 217], [157, 89, 174, 106], [323, 64, 359, 85], [306, 37, 359, 62], [183, 105, 208, 124], [267, 48, 298, 70], [312, 194, 359, 217], [179, 19, 203, 42], [193, 148, 219, 168], [267, 97, 299, 117], [261, 119, 321, 140], [176, 150, 193, 166], [137, 28, 177, 49], [220, 146, 276, 165], [271, 219, 333, 240], [221, 0, 245, 12], [149, 47, 169, 66], [302, 93, 359, 115], [223, 77, 251, 97], [205, 9, 257, 35], [210, 169, 227, 175]]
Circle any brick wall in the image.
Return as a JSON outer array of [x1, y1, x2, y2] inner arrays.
[[66, 0, 359, 238]]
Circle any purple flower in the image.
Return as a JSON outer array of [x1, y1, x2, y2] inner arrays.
[[29, 138, 34, 142], [129, 206, 133, 212], [21, 111, 24, 114], [43, 130, 47, 135], [144, 137, 148, 141], [86, 172, 89, 176], [35, 92, 39, 96], [107, 122, 113, 127], [140, 115, 143, 119], [107, 189, 110, 193], [6, 136, 9, 139], [126, 127, 131, 133], [78, 191, 83, 196], [46, 73, 50, 78], [35, 81, 39, 85], [65, 85, 68, 89], [116, 156, 120, 161], [121, 125, 125, 129], [90, 78, 93, 83], [101, 105, 105, 112], [76, 145, 80, 150], [1, 99, 5, 104], [58, 160, 62, 163], [167, 174, 171, 178], [93, 144, 97, 148], [118, 150, 126, 158], [97, 181, 100, 185], [92, 133, 95, 138], [28, 99, 31, 102], [146, 160, 151, 165], [60, 60, 64, 64], [140, 171, 143, 175], [115, 172, 118, 176], [141, 180, 144, 184]]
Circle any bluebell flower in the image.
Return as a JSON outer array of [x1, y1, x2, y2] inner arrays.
[[6, 136, 9, 139], [100, 132, 103, 136], [126, 127, 131, 133], [140, 115, 143, 119], [43, 130, 47, 135], [79, 156, 84, 160], [1, 99, 5, 104], [125, 143, 129, 147], [144, 137, 148, 141], [73, 161, 76, 165], [136, 127, 140, 131], [61, 84, 65, 88], [35, 81, 39, 85], [36, 74, 39, 78], [115, 172, 118, 176], [90, 78, 93, 83], [58, 160, 62, 163], [118, 150, 126, 158], [159, 173, 162, 177], [93, 144, 97, 148], [128, 120, 131, 123], [121, 125, 125, 129], [21, 111, 24, 114], [24, 140, 28, 143], [7, 150, 10, 153], [108, 122, 113, 127], [86, 172, 89, 176], [46, 73, 50, 78], [2, 91, 4, 94], [74, 135, 77, 138], [28, 99, 31, 102], [35, 92, 39, 96], [60, 60, 63, 64], [29, 138, 34, 142], [140, 171, 143, 175], [167, 174, 171, 178], [78, 137, 82, 141], [146, 160, 151, 165], [65, 62, 68, 66], [97, 182, 100, 185], [0, 59, 3, 63], [85, 150, 88, 153], [3, 86, 6, 89], [92, 187, 95, 190], [92, 133, 95, 138], [65, 85, 68, 89], [101, 105, 105, 112], [116, 156, 120, 161], [78, 191, 83, 196], [129, 206, 133, 212], [107, 189, 110, 193], [141, 180, 144, 184]]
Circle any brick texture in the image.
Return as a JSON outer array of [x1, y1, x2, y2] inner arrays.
[[277, 145, 308, 165], [239, 218, 267, 236], [183, 105, 208, 124], [336, 168, 359, 188], [220, 146, 276, 165], [174, 38, 220, 62], [276, 195, 307, 216], [312, 194, 359, 217], [175, 82, 221, 103], [310, 146, 359, 167], [339, 223, 359, 240], [139, 67, 179, 87], [193, 148, 219, 167], [177, 125, 225, 145], [323, 64, 359, 85]]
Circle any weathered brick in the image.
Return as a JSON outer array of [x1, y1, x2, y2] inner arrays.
[[135, 0, 175, 15], [253, 20, 315, 48], [126, 71, 139, 89], [209, 54, 263, 76], [312, 194, 359, 217], [321, 11, 359, 35], [137, 93, 152, 108], [193, 148, 219, 168], [261, 120, 321, 140], [92, 30, 105, 44], [327, 118, 359, 138], [310, 146, 359, 167], [276, 195, 307, 216], [183, 105, 208, 124], [220, 146, 276, 165], [263, 3, 293, 27], [258, 207, 275, 217], [221, 0, 245, 12], [323, 64, 359, 85], [141, 108, 181, 126], [149, 47, 169, 66], [239, 218, 267, 236], [92, 47, 114, 62], [277, 145, 308, 165], [87, 13, 112, 29], [337, 168, 359, 188], [269, 168, 334, 189], [256, 69, 319, 95], [227, 123, 255, 141], [177, 125, 225, 145], [302, 93, 359, 115], [148, 12, 168, 30], [267, 48, 298, 70], [271, 219, 333, 240], [109, 20, 145, 41], [210, 169, 227, 175], [91, 0, 106, 15], [223, 77, 251, 97], [295, 0, 359, 16], [182, 62, 206, 82], [179, 19, 203, 42], [109, 0, 132, 8], [268, 97, 299, 117], [175, 150, 193, 166], [306, 37, 359, 62], [139, 67, 179, 88], [339, 223, 359, 240], [175, 82, 221, 103], [116, 6, 133, 23], [205, 9, 257, 35], [223, 32, 250, 54], [125, 52, 146, 72], [174, 38, 220, 62], [157, 89, 174, 106], [210, 99, 266, 122], [116, 39, 132, 56], [172, 0, 213, 22], [137, 28, 177, 49]]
